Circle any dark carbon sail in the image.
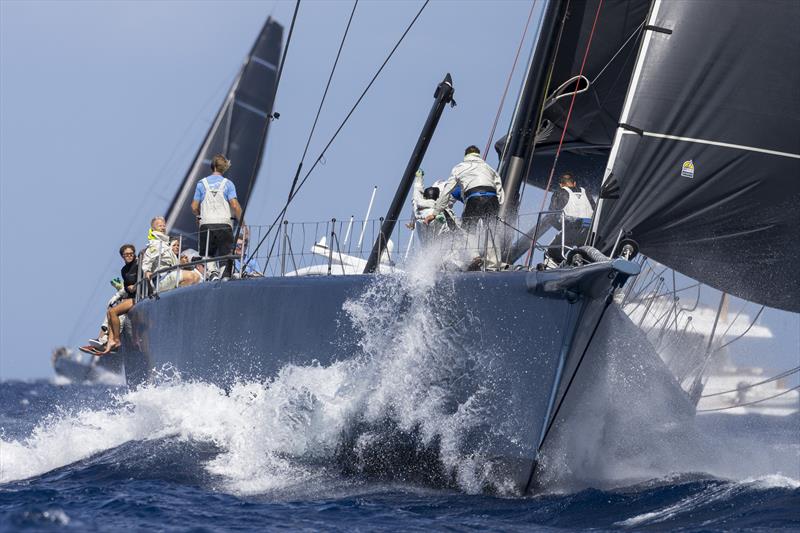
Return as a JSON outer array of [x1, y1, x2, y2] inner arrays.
[[592, 0, 800, 312], [496, 0, 650, 194], [165, 17, 284, 245]]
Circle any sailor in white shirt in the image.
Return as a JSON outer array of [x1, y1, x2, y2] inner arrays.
[[426, 145, 504, 231], [545, 173, 596, 265]]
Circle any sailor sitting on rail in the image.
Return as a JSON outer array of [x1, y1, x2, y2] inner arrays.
[[544, 173, 596, 266], [178, 248, 204, 285], [142, 216, 180, 292], [96, 243, 139, 355], [80, 245, 139, 356]]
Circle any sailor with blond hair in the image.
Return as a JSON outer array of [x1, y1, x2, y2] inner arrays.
[[191, 154, 242, 279]]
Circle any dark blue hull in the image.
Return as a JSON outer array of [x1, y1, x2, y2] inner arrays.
[[120, 260, 689, 491]]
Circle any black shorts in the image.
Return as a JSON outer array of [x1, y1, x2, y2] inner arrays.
[[198, 224, 234, 259], [462, 195, 500, 231]]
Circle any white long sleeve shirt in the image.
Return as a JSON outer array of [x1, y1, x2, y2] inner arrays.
[[434, 153, 504, 214]]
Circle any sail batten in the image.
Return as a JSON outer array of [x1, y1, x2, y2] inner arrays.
[[619, 131, 800, 160]]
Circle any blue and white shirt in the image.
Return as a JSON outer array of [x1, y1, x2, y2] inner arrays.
[[193, 175, 237, 203]]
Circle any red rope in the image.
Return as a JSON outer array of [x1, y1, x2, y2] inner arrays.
[[483, 0, 538, 158], [538, 0, 605, 212]]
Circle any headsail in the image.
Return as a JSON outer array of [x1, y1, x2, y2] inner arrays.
[[593, 0, 800, 312], [165, 17, 284, 246], [496, 0, 650, 193]]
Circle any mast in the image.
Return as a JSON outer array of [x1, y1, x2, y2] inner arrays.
[[497, 0, 563, 220], [363, 74, 455, 274]]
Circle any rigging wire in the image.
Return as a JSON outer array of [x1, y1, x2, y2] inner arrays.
[[537, 0, 605, 213], [590, 20, 645, 84], [244, 0, 431, 269], [482, 0, 538, 157], [701, 366, 800, 398], [284, 0, 430, 207], [696, 385, 800, 413], [709, 305, 766, 354], [260, 0, 358, 269], [285, 0, 358, 217]]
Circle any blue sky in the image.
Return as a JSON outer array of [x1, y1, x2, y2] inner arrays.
[[1, 0, 796, 380]]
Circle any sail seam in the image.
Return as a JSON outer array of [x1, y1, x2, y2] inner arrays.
[[618, 122, 643, 135], [621, 130, 800, 159], [251, 56, 278, 71], [234, 99, 270, 119]]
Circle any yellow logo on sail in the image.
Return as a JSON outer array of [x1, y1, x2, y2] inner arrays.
[[681, 160, 695, 179]]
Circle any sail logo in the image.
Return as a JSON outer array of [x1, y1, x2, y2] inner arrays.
[[681, 160, 695, 179]]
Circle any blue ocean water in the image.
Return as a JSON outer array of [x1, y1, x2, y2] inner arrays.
[[1, 380, 798, 532]]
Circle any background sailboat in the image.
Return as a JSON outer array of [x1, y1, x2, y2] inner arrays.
[[165, 18, 284, 248]]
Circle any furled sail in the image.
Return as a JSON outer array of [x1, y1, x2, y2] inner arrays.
[[165, 17, 284, 246], [593, 0, 800, 312], [496, 0, 650, 194]]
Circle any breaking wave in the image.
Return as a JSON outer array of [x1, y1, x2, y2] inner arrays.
[[2, 253, 798, 517], [2, 255, 512, 494]]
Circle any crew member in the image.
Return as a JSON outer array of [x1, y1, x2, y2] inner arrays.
[[426, 145, 504, 231], [98, 244, 138, 354], [545, 173, 596, 265], [409, 169, 458, 234], [141, 216, 179, 290], [191, 154, 242, 279]]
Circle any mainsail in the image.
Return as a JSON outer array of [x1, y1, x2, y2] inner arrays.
[[592, 0, 800, 312], [165, 17, 284, 245], [496, 0, 651, 193]]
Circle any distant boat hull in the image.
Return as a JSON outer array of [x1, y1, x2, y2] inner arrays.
[[52, 352, 124, 384], [120, 260, 688, 491]]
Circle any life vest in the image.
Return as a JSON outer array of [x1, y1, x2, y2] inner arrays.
[[199, 177, 232, 226], [561, 186, 594, 219]]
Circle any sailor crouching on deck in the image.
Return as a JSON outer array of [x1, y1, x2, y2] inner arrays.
[[191, 154, 242, 279], [544, 173, 596, 266], [425, 145, 504, 232]]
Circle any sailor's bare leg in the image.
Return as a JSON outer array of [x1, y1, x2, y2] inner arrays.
[[101, 299, 134, 354]]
